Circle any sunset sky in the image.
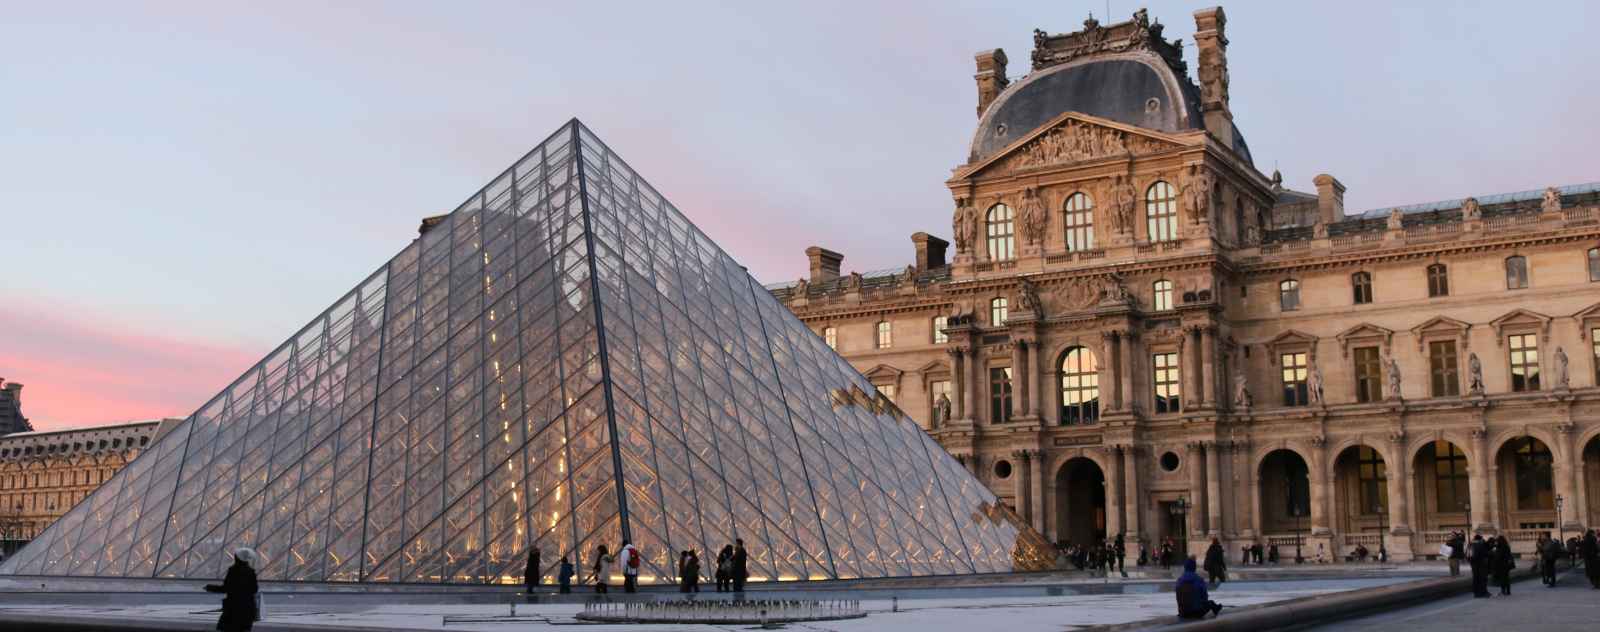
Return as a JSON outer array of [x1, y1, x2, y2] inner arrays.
[[3, 1, 1597, 429]]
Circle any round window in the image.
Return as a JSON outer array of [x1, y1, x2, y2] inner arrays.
[[993, 460, 1013, 480], [1160, 451, 1181, 472]]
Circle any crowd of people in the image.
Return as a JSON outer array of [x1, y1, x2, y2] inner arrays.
[[517, 538, 751, 596]]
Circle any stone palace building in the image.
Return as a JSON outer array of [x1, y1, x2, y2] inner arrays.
[[769, 7, 1600, 561]]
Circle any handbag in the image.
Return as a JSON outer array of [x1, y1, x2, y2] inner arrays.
[[1438, 543, 1451, 558]]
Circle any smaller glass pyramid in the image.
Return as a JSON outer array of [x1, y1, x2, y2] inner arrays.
[[0, 120, 1049, 584]]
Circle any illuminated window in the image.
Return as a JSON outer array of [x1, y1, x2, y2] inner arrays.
[[1280, 352, 1309, 406], [989, 367, 1013, 423], [822, 326, 837, 350], [931, 315, 949, 344], [1356, 446, 1388, 515], [1508, 333, 1540, 392], [1146, 181, 1178, 242], [1427, 264, 1449, 297], [874, 384, 897, 401], [1352, 272, 1373, 305], [1059, 347, 1099, 425], [1505, 256, 1528, 289], [1152, 352, 1181, 414], [990, 297, 1008, 326], [987, 204, 1015, 261], [876, 322, 892, 349], [1063, 192, 1095, 251], [1152, 279, 1173, 311], [1429, 341, 1459, 397]]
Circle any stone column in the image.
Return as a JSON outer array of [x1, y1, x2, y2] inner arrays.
[[1469, 430, 1492, 533], [1119, 332, 1136, 413], [1309, 439, 1331, 535], [1386, 438, 1412, 532], [1013, 450, 1032, 523], [1206, 442, 1224, 535], [1105, 447, 1124, 538], [948, 348, 966, 420], [966, 346, 981, 421], [1030, 450, 1047, 535], [1201, 327, 1217, 407], [1028, 341, 1043, 420], [1102, 332, 1122, 411], [1236, 441, 1256, 538], [1123, 446, 1142, 540], [1556, 424, 1581, 529], [1186, 442, 1206, 539], [1009, 343, 1026, 420]]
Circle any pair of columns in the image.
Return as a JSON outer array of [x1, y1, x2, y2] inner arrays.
[[1181, 325, 1219, 408], [1101, 446, 1144, 541], [1183, 441, 1226, 538], [948, 339, 1043, 423], [1010, 450, 1045, 534]]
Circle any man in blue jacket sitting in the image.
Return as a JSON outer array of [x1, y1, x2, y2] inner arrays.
[[1176, 557, 1224, 619]]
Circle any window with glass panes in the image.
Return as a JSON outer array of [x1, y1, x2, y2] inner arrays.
[[987, 204, 1015, 261], [876, 321, 892, 349], [1353, 347, 1383, 403], [874, 384, 897, 401], [1152, 280, 1173, 311], [1352, 272, 1373, 305], [1508, 333, 1540, 391], [1281, 352, 1309, 406], [1279, 279, 1300, 311], [1428, 340, 1460, 397], [1063, 192, 1094, 251], [1427, 263, 1449, 297], [1512, 437, 1553, 510], [1146, 182, 1178, 242], [823, 326, 837, 350], [989, 367, 1013, 423], [990, 297, 1008, 326], [1589, 248, 1600, 282], [1153, 352, 1181, 413], [1433, 442, 1469, 512], [1505, 255, 1528, 289], [929, 380, 951, 419], [1593, 327, 1600, 386], [1356, 446, 1388, 514], [1059, 347, 1099, 425], [931, 315, 948, 344]]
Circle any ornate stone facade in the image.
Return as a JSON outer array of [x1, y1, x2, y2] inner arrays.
[[771, 7, 1600, 562], [0, 420, 173, 555]]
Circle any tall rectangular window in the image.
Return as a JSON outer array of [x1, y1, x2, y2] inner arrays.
[[1427, 264, 1449, 297], [1505, 256, 1529, 289], [1428, 340, 1460, 397], [1152, 352, 1181, 414], [876, 321, 892, 349], [823, 326, 837, 350], [1589, 248, 1600, 282], [1592, 327, 1600, 387], [1513, 437, 1553, 510], [1351, 272, 1373, 305], [874, 384, 897, 401], [1353, 347, 1383, 403], [1357, 446, 1388, 515], [931, 315, 949, 344], [1281, 352, 1309, 406], [1508, 333, 1540, 392], [990, 298, 1008, 326], [1146, 181, 1178, 243], [1063, 192, 1095, 251], [989, 367, 1013, 423], [1153, 280, 1173, 311]]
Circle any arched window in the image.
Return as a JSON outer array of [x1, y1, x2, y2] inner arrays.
[[1062, 192, 1094, 251], [1505, 255, 1529, 289], [875, 322, 892, 349], [1059, 347, 1100, 425], [1152, 279, 1174, 311], [1279, 279, 1301, 311], [1427, 263, 1449, 297], [931, 315, 949, 344], [990, 297, 1008, 326], [1145, 181, 1178, 243], [986, 204, 1015, 261], [1351, 272, 1373, 305], [822, 326, 837, 350]]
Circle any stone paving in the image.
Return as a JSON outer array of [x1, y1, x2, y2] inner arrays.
[[1307, 569, 1600, 632]]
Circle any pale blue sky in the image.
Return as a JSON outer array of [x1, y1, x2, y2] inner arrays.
[[3, 1, 1597, 427]]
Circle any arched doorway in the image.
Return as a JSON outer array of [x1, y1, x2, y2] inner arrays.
[[1333, 445, 1387, 558], [1055, 457, 1106, 547], [1496, 436, 1555, 530], [1259, 450, 1311, 537], [1411, 440, 1471, 532], [1585, 436, 1600, 527]]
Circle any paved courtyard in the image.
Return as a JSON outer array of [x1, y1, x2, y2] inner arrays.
[[1309, 570, 1600, 632]]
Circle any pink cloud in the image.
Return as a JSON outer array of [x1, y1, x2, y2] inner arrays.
[[0, 301, 264, 430]]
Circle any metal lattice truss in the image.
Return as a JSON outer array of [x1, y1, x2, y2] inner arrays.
[[0, 121, 1036, 584]]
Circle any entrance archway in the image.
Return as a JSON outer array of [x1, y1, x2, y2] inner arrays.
[[1055, 457, 1106, 547], [1333, 445, 1387, 534], [1585, 435, 1600, 527], [1411, 439, 1471, 532], [1496, 435, 1555, 529], [1259, 449, 1311, 536]]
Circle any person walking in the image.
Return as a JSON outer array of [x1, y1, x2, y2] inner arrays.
[[1468, 535, 1491, 598], [677, 551, 691, 593], [1539, 534, 1563, 587], [557, 555, 574, 594], [715, 545, 733, 592], [1115, 533, 1127, 576], [1582, 529, 1600, 589], [619, 540, 640, 593], [1175, 557, 1224, 620], [591, 545, 612, 594], [203, 547, 260, 632], [524, 547, 541, 596], [731, 539, 749, 594], [1446, 531, 1465, 577], [1491, 535, 1513, 596], [1203, 537, 1227, 587], [683, 550, 701, 593]]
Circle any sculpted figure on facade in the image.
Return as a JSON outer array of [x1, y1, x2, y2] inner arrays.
[[1467, 352, 1485, 395], [952, 198, 977, 252], [1386, 355, 1402, 399], [1183, 165, 1215, 224], [900, 265, 917, 286], [1386, 209, 1404, 231], [1097, 271, 1133, 306], [1111, 175, 1136, 235], [1233, 365, 1252, 410], [1016, 277, 1042, 315], [1460, 197, 1481, 221], [1543, 186, 1562, 214], [1556, 346, 1570, 389], [844, 271, 863, 293], [1019, 188, 1046, 246], [793, 277, 809, 298], [1006, 120, 1155, 171], [1307, 360, 1324, 404], [934, 393, 952, 426]]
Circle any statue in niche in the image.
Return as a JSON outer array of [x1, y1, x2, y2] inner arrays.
[[1556, 346, 1570, 388], [1233, 366, 1252, 410], [1019, 188, 1046, 246], [952, 198, 978, 252], [1460, 197, 1481, 221], [1386, 355, 1402, 400], [934, 393, 952, 427], [1017, 277, 1042, 315], [1111, 175, 1137, 235], [1543, 186, 1563, 214], [1467, 352, 1485, 395], [1307, 360, 1325, 405], [1183, 166, 1215, 224]]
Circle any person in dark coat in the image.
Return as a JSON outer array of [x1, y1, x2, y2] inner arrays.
[[1114, 533, 1126, 575], [557, 555, 574, 594], [683, 550, 701, 593], [524, 548, 541, 595], [1582, 530, 1600, 589], [1468, 535, 1491, 597], [1203, 537, 1227, 586], [1539, 534, 1563, 587], [715, 545, 733, 592], [731, 539, 749, 593], [1491, 535, 1513, 596], [1175, 558, 1223, 619], [203, 547, 259, 632]]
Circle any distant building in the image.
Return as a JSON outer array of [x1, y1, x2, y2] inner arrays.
[[0, 378, 33, 436], [0, 419, 178, 555]]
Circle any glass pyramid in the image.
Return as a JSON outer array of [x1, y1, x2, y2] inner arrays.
[[0, 121, 1048, 584]]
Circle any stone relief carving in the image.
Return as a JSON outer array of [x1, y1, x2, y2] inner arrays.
[[1000, 119, 1169, 172], [1543, 186, 1563, 214], [1467, 352, 1484, 395], [1556, 346, 1570, 388], [1097, 271, 1134, 307], [1031, 9, 1187, 76], [1182, 165, 1215, 224], [1016, 277, 1042, 315], [1386, 355, 1402, 400], [952, 197, 977, 252], [1110, 175, 1137, 235], [1019, 187, 1046, 246], [1460, 197, 1481, 221]]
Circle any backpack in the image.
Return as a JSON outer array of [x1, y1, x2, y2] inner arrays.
[[627, 548, 640, 569]]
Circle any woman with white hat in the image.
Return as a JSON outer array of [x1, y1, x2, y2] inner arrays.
[[203, 547, 259, 631]]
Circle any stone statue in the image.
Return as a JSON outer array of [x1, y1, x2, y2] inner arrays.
[[934, 393, 952, 426], [1556, 346, 1570, 389], [1111, 175, 1137, 235], [1543, 186, 1562, 214], [793, 277, 809, 297], [1019, 188, 1046, 246], [1017, 277, 1042, 315], [1386, 355, 1402, 400], [1386, 209, 1404, 231], [900, 265, 917, 286], [1460, 197, 1481, 221], [1184, 165, 1215, 224], [952, 198, 977, 252], [1233, 366, 1252, 410], [844, 271, 863, 293], [1467, 352, 1484, 395], [1098, 271, 1132, 305], [1307, 361, 1324, 404]]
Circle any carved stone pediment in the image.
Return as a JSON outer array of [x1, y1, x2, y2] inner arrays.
[[1336, 323, 1394, 357], [1573, 302, 1600, 339], [957, 112, 1189, 179], [1410, 316, 1471, 352], [1490, 308, 1552, 344]]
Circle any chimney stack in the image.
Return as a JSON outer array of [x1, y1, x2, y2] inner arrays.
[[1313, 174, 1346, 224], [974, 49, 1009, 118], [1192, 7, 1234, 147], [911, 232, 949, 272], [806, 246, 843, 282]]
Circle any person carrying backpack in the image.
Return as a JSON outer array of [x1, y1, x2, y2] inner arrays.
[[619, 540, 641, 593]]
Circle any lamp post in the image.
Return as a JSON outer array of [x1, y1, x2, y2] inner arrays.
[[1376, 502, 1388, 563], [1555, 494, 1565, 545], [1171, 496, 1190, 557]]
